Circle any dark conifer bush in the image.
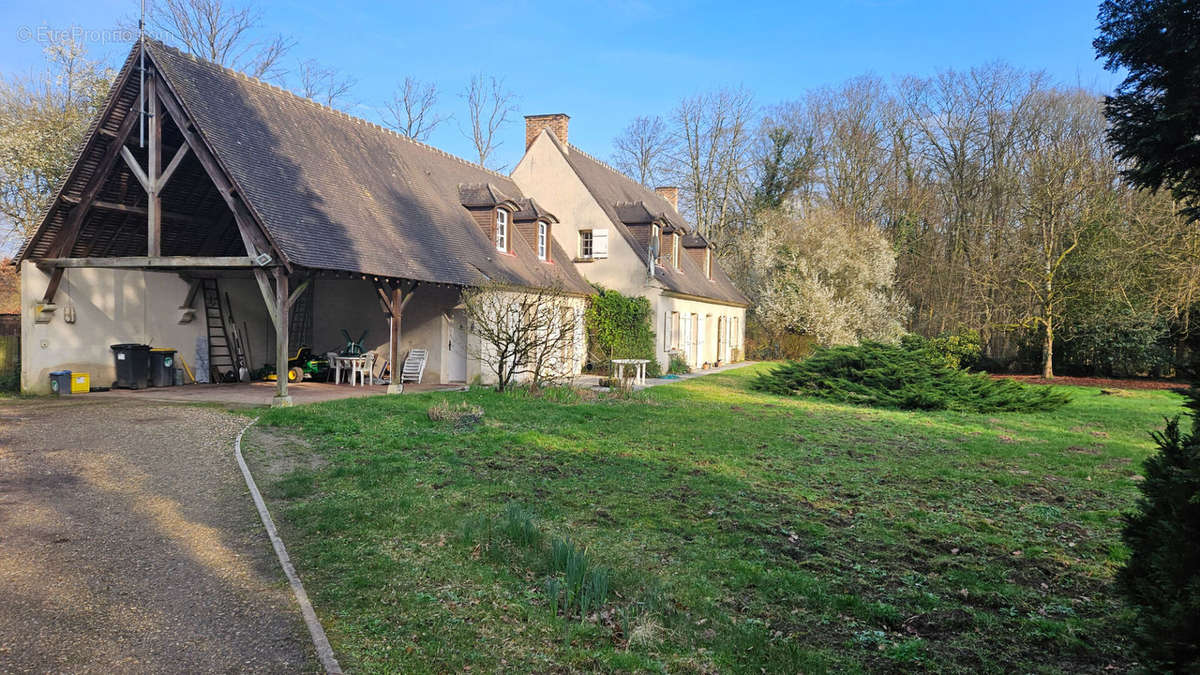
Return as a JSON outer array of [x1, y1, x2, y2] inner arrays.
[[751, 342, 1070, 412], [1117, 388, 1200, 671]]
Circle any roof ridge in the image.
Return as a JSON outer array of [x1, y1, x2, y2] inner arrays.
[[565, 142, 637, 183], [144, 38, 513, 182]]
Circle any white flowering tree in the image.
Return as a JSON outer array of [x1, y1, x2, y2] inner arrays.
[[744, 206, 907, 348]]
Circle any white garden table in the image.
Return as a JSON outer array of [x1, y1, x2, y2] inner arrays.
[[611, 358, 650, 386]]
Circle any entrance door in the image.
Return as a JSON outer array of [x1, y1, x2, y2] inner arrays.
[[715, 317, 724, 363], [681, 315, 692, 366], [446, 309, 468, 382]]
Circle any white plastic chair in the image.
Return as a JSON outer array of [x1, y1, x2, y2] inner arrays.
[[401, 348, 427, 384], [327, 352, 341, 383], [350, 352, 375, 387]]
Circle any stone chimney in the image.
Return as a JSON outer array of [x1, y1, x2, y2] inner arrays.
[[525, 113, 570, 149], [655, 186, 679, 210]]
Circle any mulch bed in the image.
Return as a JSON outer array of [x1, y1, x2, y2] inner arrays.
[[991, 374, 1186, 390]]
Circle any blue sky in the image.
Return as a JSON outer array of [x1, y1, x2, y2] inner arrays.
[[2, 1, 1117, 171]]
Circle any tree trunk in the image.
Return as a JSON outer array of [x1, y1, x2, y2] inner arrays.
[[1042, 316, 1054, 379]]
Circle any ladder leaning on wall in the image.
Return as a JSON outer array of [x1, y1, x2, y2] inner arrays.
[[202, 279, 235, 382]]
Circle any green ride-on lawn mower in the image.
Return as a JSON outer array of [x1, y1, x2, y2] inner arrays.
[[263, 331, 368, 383], [264, 346, 329, 383]]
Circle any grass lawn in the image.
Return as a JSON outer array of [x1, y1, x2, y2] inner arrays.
[[247, 363, 1183, 673]]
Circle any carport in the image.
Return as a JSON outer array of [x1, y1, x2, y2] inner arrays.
[[16, 41, 442, 403]]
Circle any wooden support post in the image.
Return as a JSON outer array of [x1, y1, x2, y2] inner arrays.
[[41, 267, 64, 305], [273, 267, 291, 407], [287, 277, 311, 308], [388, 285, 402, 394], [252, 268, 280, 329], [147, 72, 161, 257], [384, 280, 419, 394]]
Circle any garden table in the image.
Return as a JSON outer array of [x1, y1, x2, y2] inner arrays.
[[611, 358, 650, 386]]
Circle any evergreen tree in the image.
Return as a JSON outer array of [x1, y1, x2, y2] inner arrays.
[[1095, 0, 1200, 220], [1117, 387, 1200, 670]]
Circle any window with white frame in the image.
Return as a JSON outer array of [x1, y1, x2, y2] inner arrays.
[[579, 229, 593, 258], [495, 209, 509, 252], [672, 233, 681, 269], [537, 221, 548, 261], [650, 224, 660, 263]]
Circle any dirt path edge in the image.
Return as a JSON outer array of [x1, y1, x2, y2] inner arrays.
[[234, 418, 343, 675]]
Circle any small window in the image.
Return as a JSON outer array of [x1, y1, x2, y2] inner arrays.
[[537, 221, 548, 261], [579, 230, 593, 258], [650, 224, 660, 262], [495, 209, 509, 252], [704, 247, 712, 279], [672, 233, 681, 269]]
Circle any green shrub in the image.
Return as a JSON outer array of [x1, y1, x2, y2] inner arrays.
[[1117, 388, 1200, 670], [1058, 305, 1173, 378], [751, 342, 1070, 412], [667, 351, 690, 375], [585, 287, 662, 377], [900, 330, 982, 370]]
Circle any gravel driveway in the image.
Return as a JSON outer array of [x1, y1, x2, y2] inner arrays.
[[0, 398, 316, 673]]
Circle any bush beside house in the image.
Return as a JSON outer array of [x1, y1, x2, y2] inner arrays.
[[585, 287, 661, 377]]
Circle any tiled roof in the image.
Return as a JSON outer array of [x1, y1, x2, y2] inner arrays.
[[146, 41, 591, 293], [513, 198, 557, 223], [544, 134, 748, 305], [20, 40, 590, 295], [458, 183, 519, 209]]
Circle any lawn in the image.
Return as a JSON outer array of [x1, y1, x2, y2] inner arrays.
[[247, 364, 1183, 673]]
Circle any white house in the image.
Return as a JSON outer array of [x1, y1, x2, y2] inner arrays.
[[512, 114, 749, 371]]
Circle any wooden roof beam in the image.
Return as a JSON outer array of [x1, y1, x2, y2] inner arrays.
[[37, 256, 261, 269]]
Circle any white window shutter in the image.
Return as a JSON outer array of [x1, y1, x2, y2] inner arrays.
[[574, 306, 585, 368], [592, 229, 609, 258]]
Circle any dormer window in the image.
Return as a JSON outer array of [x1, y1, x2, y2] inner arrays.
[[704, 247, 712, 279], [537, 221, 548, 261], [672, 233, 681, 269], [495, 209, 509, 252], [650, 224, 660, 264]]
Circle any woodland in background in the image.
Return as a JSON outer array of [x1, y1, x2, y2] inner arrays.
[[610, 65, 1200, 378]]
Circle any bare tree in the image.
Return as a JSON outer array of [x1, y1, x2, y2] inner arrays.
[[668, 87, 756, 247], [612, 116, 672, 186], [146, 0, 293, 81], [460, 74, 517, 170], [1012, 88, 1112, 378], [295, 58, 355, 109], [461, 281, 580, 391], [383, 77, 447, 141]]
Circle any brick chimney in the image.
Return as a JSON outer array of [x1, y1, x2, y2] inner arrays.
[[655, 186, 679, 210], [525, 113, 569, 149]]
